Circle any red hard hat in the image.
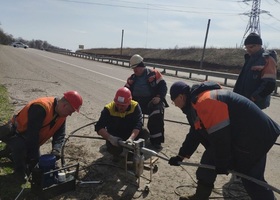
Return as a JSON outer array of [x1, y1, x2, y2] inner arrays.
[[63, 91, 83, 112], [114, 87, 132, 106]]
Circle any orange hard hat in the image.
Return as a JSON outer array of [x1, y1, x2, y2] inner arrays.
[[114, 87, 132, 106], [63, 91, 83, 112]]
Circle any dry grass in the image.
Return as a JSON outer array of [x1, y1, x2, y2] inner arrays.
[[79, 47, 280, 75]]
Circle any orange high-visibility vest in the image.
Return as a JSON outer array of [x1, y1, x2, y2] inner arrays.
[[11, 97, 66, 145]]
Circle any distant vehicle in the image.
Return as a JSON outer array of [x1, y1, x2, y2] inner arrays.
[[11, 42, 29, 49]]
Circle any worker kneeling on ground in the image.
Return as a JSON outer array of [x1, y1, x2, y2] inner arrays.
[[168, 81, 280, 200], [95, 87, 149, 161], [0, 91, 83, 183]]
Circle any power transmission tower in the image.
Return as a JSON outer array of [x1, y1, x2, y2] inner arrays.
[[240, 0, 269, 45]]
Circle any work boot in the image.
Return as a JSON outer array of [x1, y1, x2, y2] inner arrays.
[[12, 170, 28, 184], [179, 183, 213, 200]]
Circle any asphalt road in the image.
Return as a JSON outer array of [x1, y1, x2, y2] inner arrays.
[[1, 45, 279, 199]]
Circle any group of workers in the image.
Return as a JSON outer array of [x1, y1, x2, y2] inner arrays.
[[0, 32, 279, 200]]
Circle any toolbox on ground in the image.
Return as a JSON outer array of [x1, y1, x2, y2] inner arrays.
[[30, 161, 79, 199]]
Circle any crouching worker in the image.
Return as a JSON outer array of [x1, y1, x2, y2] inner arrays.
[[1, 91, 83, 183], [168, 81, 280, 200], [95, 87, 149, 161]]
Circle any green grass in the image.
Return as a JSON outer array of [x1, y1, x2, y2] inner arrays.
[[0, 85, 13, 124], [0, 85, 37, 200], [0, 84, 13, 157], [0, 85, 33, 199], [0, 84, 13, 156]]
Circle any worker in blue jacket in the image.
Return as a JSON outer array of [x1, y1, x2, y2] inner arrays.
[[125, 54, 169, 150], [168, 81, 280, 200], [234, 33, 277, 109]]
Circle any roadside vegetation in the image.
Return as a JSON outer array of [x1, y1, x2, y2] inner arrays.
[[0, 27, 68, 52], [79, 47, 280, 76], [0, 85, 13, 123], [0, 85, 33, 200], [0, 84, 12, 157], [0, 84, 22, 199]]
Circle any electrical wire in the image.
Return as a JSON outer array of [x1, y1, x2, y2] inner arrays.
[[60, 122, 280, 199], [54, 0, 239, 15], [161, 148, 250, 199], [60, 121, 99, 166]]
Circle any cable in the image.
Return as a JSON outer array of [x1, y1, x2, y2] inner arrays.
[[159, 149, 250, 199], [60, 121, 99, 166], [60, 122, 280, 198], [140, 147, 280, 195]]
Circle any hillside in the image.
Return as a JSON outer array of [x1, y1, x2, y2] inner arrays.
[[78, 47, 280, 74]]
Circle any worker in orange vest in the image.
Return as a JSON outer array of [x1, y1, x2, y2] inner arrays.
[[1, 91, 82, 183]]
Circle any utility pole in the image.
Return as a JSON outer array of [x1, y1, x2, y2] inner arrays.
[[120, 29, 124, 55], [240, 0, 269, 46], [200, 19, 211, 69]]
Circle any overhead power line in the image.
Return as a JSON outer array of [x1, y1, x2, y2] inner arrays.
[[54, 0, 238, 15], [240, 0, 280, 45]]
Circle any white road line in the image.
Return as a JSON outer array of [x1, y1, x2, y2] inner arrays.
[[37, 53, 125, 83], [37, 53, 171, 96]]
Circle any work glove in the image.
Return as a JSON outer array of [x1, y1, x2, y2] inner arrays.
[[215, 166, 229, 175], [108, 135, 122, 147], [152, 97, 161, 104], [126, 137, 134, 144], [51, 149, 61, 161], [168, 156, 183, 166]]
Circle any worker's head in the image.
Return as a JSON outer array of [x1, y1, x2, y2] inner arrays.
[[114, 87, 132, 112], [129, 54, 146, 76], [244, 33, 262, 55], [57, 91, 83, 117], [170, 81, 190, 109]]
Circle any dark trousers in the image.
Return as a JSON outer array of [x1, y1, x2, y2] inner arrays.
[[6, 135, 28, 174], [197, 149, 275, 200], [136, 97, 165, 145], [196, 148, 217, 188], [146, 102, 165, 145], [241, 155, 275, 200]]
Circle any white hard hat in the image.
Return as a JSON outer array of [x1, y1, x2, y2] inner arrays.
[[129, 54, 143, 68]]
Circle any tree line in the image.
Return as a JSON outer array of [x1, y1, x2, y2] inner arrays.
[[0, 27, 69, 51]]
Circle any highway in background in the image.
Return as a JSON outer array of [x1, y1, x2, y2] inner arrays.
[[1, 45, 279, 199]]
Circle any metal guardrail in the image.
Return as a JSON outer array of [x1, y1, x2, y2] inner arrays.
[[53, 50, 280, 94]]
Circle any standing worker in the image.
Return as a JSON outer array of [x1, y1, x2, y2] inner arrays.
[[234, 33, 277, 109], [0, 91, 83, 183], [168, 81, 279, 200], [125, 54, 169, 150], [95, 87, 148, 161]]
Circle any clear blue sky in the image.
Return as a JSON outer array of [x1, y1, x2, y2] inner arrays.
[[1, 0, 280, 51]]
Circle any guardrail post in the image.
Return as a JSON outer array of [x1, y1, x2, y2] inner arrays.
[[224, 78, 228, 85], [274, 86, 278, 94]]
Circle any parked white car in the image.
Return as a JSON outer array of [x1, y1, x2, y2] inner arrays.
[[11, 42, 29, 49]]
